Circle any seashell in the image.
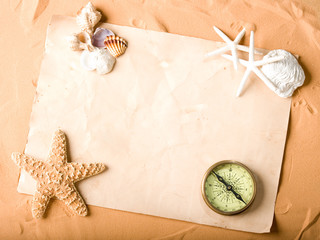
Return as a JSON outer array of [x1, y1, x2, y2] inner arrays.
[[92, 28, 114, 48], [77, 31, 94, 51], [80, 50, 98, 71], [95, 49, 116, 74], [104, 35, 128, 58], [80, 49, 116, 74], [76, 2, 102, 35], [68, 34, 82, 51], [261, 49, 305, 98]]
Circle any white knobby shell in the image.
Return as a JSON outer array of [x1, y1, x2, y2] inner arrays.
[[80, 50, 98, 71], [95, 49, 116, 74], [261, 49, 305, 98], [76, 2, 102, 35], [80, 48, 116, 74]]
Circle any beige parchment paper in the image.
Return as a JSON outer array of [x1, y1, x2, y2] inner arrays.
[[17, 15, 291, 233]]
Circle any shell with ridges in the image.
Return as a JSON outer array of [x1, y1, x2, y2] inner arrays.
[[104, 35, 128, 58]]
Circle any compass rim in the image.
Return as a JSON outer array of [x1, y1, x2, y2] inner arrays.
[[201, 160, 257, 216]]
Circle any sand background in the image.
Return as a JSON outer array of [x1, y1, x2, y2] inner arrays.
[[0, 0, 319, 239]]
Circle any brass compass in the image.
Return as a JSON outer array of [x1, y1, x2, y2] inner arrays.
[[202, 160, 256, 215]]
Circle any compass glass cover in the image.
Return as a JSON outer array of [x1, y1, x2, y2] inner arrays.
[[203, 161, 256, 215]]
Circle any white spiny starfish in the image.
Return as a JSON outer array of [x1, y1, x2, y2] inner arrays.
[[222, 31, 285, 97], [12, 130, 106, 218], [206, 26, 250, 70]]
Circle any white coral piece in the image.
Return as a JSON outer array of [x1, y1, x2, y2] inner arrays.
[[261, 49, 305, 98]]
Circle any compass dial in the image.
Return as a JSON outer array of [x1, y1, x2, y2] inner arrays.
[[202, 161, 256, 215]]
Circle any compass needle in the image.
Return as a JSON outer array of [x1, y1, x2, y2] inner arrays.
[[212, 170, 247, 205]]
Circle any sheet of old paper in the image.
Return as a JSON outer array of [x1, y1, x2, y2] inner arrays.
[[17, 16, 291, 233]]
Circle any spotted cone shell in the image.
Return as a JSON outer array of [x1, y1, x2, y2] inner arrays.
[[104, 35, 128, 58]]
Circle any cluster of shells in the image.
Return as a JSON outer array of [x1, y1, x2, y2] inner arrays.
[[68, 2, 127, 74]]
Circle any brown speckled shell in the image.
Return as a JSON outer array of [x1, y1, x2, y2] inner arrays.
[[104, 35, 128, 58]]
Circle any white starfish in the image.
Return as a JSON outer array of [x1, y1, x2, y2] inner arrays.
[[206, 26, 250, 70], [222, 31, 285, 97]]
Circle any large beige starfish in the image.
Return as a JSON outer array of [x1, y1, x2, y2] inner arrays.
[[12, 129, 106, 218]]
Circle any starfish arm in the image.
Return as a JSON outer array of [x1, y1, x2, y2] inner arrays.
[[12, 152, 45, 180], [237, 45, 264, 55], [254, 55, 285, 66], [249, 31, 255, 62], [236, 45, 250, 53], [205, 45, 230, 57], [213, 26, 232, 43], [221, 53, 234, 62], [236, 68, 252, 97], [67, 162, 106, 182], [55, 183, 88, 216], [231, 46, 239, 70], [48, 129, 68, 165], [32, 189, 52, 218], [252, 67, 277, 92], [234, 28, 246, 44], [238, 58, 249, 66], [222, 54, 247, 68]]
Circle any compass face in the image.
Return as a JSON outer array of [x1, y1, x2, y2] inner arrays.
[[202, 161, 256, 215]]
